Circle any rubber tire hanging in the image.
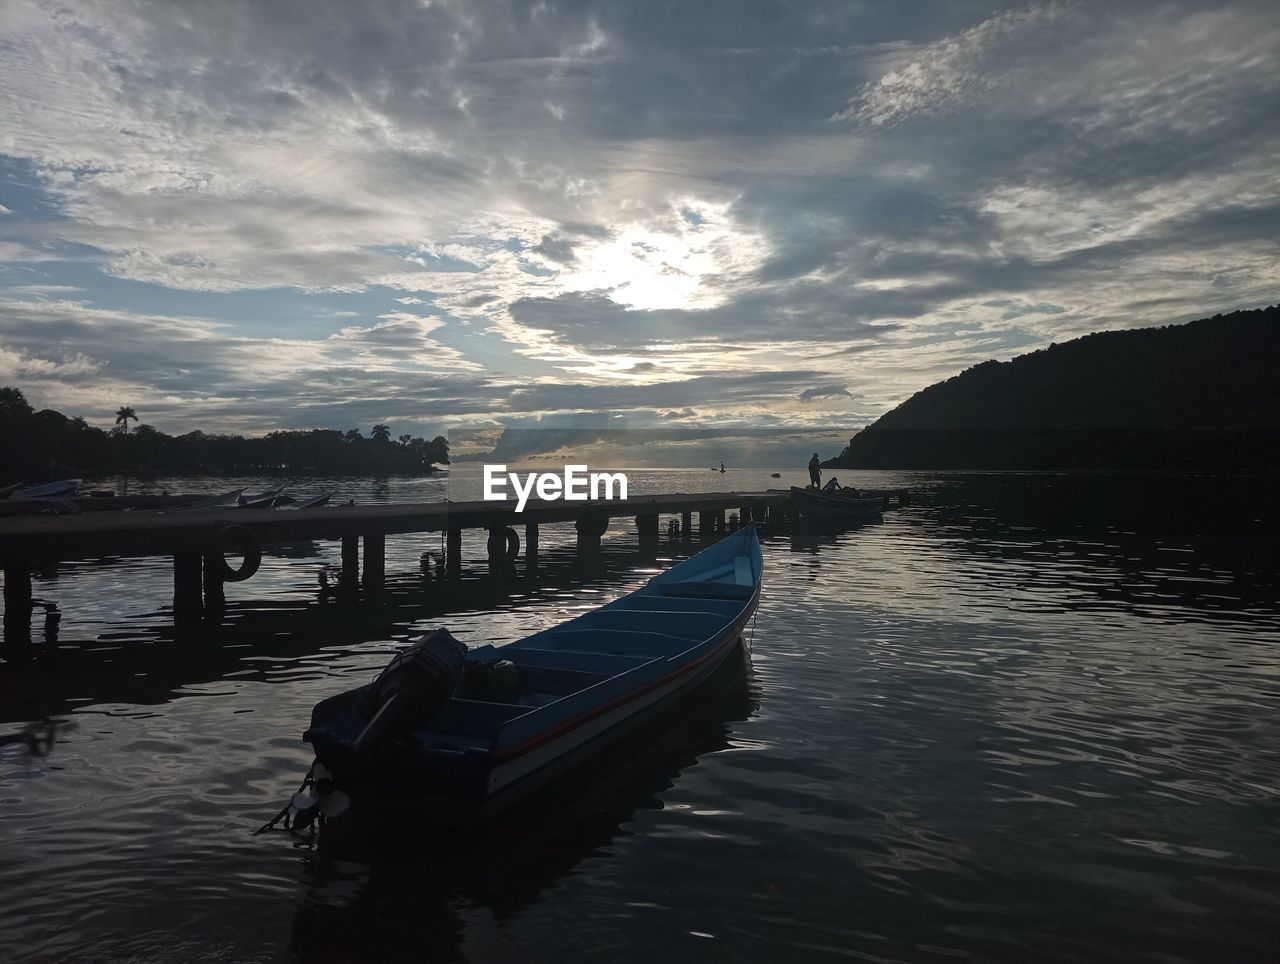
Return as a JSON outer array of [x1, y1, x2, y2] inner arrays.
[[216, 525, 262, 582]]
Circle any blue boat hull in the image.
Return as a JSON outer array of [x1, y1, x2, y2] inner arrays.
[[306, 526, 764, 824]]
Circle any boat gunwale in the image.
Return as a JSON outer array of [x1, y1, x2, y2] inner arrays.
[[489, 578, 759, 763]]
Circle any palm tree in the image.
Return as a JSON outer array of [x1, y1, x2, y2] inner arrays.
[[371, 423, 391, 444], [115, 406, 138, 434]]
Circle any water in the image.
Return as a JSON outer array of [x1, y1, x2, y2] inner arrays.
[[2, 470, 1278, 962]]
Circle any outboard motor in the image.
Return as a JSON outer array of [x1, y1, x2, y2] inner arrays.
[[275, 629, 467, 831], [352, 628, 469, 751], [305, 629, 468, 779]]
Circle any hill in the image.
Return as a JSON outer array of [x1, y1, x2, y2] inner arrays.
[[826, 305, 1280, 471]]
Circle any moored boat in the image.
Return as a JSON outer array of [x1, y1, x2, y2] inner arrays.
[[240, 485, 286, 508], [13, 478, 81, 499], [267, 525, 763, 832], [790, 485, 885, 524], [172, 488, 246, 510], [290, 491, 336, 509]]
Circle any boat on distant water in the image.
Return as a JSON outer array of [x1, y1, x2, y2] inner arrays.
[[12, 479, 81, 499], [790, 485, 885, 524], [267, 525, 763, 832]]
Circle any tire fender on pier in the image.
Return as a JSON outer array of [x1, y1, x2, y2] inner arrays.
[[216, 525, 262, 582], [487, 525, 520, 561]]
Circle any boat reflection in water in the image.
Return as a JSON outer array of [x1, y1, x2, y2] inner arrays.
[[789, 512, 884, 553], [288, 643, 757, 961]]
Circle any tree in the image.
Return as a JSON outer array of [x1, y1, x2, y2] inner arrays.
[[0, 387, 33, 420], [371, 423, 391, 444], [343, 428, 362, 443], [115, 406, 138, 435], [427, 435, 449, 466]]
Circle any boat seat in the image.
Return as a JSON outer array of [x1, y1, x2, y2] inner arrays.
[[587, 609, 726, 637], [546, 629, 696, 658], [620, 595, 743, 616], [661, 580, 754, 600], [504, 647, 650, 674], [427, 698, 530, 737]]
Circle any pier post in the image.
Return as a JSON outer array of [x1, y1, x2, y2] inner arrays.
[[681, 510, 692, 542], [636, 513, 659, 555], [525, 523, 539, 569], [173, 549, 204, 627], [340, 536, 360, 594], [486, 526, 509, 573], [202, 547, 225, 614], [576, 507, 607, 555], [446, 524, 462, 577], [715, 509, 726, 534], [2, 566, 33, 644], [698, 511, 713, 540], [363, 532, 386, 593]]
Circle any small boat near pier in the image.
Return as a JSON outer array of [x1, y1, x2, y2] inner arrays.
[[790, 485, 886, 524], [268, 525, 763, 831]]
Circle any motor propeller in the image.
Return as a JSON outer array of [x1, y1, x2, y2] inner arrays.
[[288, 761, 351, 827], [254, 760, 350, 836]]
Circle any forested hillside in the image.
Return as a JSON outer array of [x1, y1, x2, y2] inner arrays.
[[827, 305, 1280, 471]]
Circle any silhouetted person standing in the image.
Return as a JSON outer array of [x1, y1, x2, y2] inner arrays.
[[808, 453, 821, 488]]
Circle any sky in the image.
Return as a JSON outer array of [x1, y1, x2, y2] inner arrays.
[[0, 0, 1276, 455]]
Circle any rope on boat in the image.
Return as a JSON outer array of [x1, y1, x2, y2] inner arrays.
[[252, 763, 315, 837]]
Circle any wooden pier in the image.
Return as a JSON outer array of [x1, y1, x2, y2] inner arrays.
[[0, 491, 790, 634]]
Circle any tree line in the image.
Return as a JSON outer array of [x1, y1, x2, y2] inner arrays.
[[0, 387, 449, 481]]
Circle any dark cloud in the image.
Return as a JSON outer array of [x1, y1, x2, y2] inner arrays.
[[509, 289, 907, 349], [800, 384, 853, 402], [530, 234, 578, 264]]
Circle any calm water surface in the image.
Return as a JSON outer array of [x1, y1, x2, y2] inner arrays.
[[1, 470, 1278, 962]]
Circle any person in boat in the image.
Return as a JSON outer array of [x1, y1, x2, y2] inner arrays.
[[808, 453, 821, 488], [823, 476, 840, 492]]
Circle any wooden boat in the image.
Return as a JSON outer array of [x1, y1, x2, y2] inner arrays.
[[790, 485, 885, 524], [13, 479, 81, 499], [239, 486, 286, 509], [291, 491, 335, 509], [275, 525, 763, 831], [172, 488, 246, 510]]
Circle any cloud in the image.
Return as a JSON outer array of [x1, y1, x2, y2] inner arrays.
[[0, 0, 1275, 434], [530, 233, 578, 264], [835, 3, 1069, 126], [800, 384, 853, 402]]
